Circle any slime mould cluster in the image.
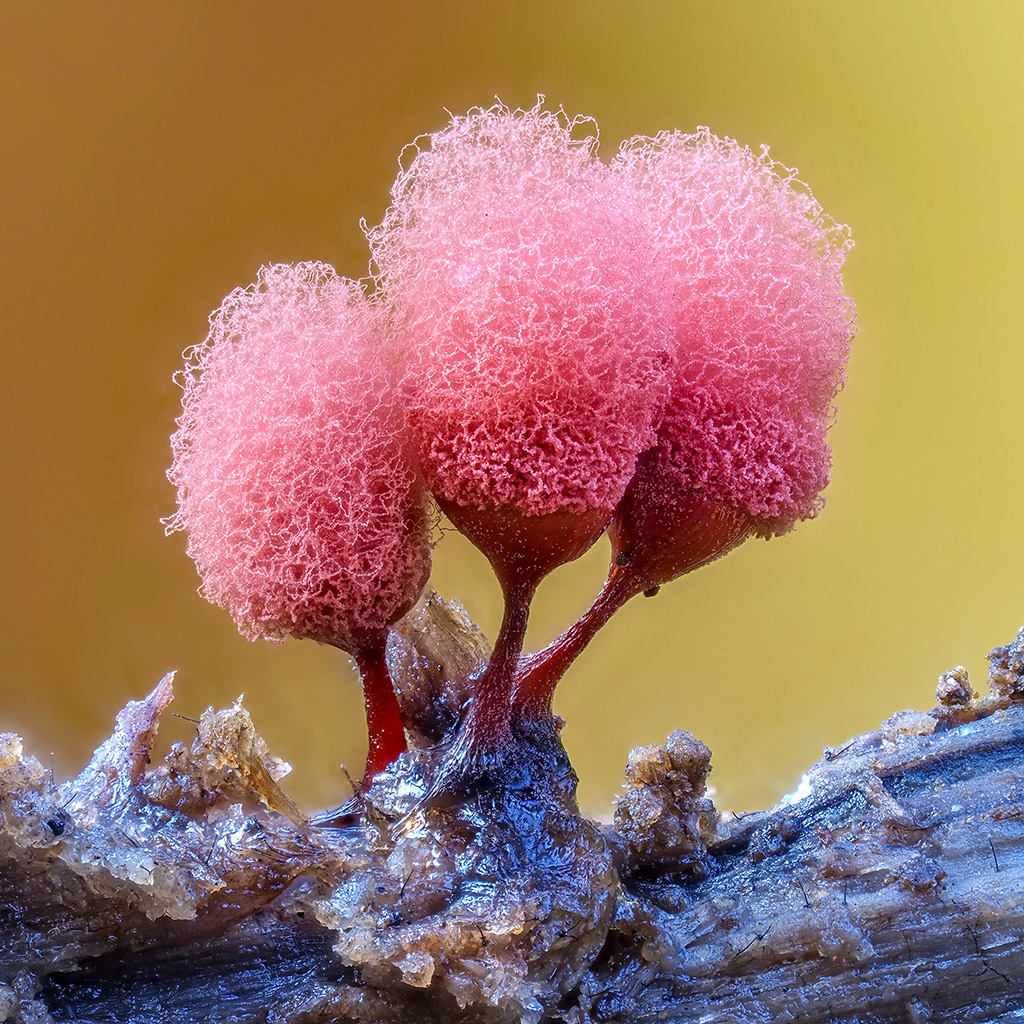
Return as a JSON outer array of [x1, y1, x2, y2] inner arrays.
[[167, 103, 855, 795], [4, 610, 1024, 1024]]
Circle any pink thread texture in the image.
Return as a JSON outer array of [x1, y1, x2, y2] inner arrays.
[[615, 129, 855, 533], [368, 102, 675, 518], [166, 263, 430, 648]]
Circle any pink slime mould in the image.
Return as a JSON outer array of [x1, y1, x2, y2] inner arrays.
[[367, 103, 675, 780], [166, 262, 430, 781], [516, 129, 855, 717], [167, 108, 854, 806]]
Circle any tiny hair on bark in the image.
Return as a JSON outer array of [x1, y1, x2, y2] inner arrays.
[[3, 596, 1024, 1024]]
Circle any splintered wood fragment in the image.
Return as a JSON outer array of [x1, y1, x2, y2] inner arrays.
[[2, 601, 1023, 1023]]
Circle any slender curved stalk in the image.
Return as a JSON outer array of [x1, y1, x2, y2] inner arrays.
[[459, 578, 538, 752], [514, 565, 637, 718]]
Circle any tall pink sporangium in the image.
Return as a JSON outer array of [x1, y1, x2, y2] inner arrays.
[[367, 102, 676, 786], [167, 263, 431, 783], [515, 129, 856, 717]]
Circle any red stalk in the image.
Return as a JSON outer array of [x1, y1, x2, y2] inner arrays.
[[515, 467, 755, 718], [460, 577, 538, 752], [352, 634, 408, 782], [515, 565, 634, 718], [434, 497, 611, 776]]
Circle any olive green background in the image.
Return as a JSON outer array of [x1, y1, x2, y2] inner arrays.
[[2, 2, 1021, 815]]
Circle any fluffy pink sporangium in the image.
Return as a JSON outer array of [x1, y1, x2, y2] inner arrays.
[[517, 128, 855, 717], [167, 262, 431, 781]]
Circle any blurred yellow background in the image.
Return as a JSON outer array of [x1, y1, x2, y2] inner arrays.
[[2, 1, 1021, 816]]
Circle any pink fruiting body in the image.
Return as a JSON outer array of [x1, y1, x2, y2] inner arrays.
[[368, 103, 675, 772], [165, 107, 856, 799], [368, 102, 674, 524], [616, 128, 854, 537], [516, 129, 855, 717], [167, 262, 431, 778]]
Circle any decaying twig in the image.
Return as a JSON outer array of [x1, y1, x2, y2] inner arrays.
[[3, 595, 1023, 1023]]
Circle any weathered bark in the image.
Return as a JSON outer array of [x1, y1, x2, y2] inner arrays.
[[2, 595, 1023, 1023]]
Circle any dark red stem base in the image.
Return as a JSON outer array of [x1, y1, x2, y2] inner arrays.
[[427, 497, 612, 799]]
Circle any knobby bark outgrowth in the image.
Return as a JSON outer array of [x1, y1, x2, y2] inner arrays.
[[2, 594, 1023, 1023]]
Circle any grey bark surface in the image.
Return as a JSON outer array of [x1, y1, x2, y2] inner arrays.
[[2, 594, 1023, 1023]]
